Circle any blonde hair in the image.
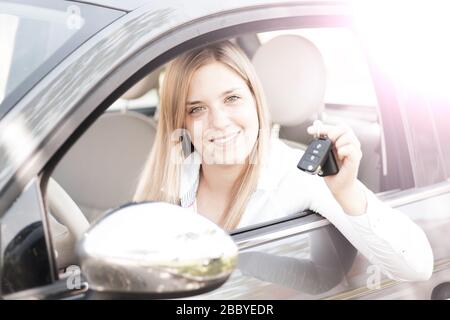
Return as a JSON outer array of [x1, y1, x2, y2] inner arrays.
[[133, 41, 271, 230]]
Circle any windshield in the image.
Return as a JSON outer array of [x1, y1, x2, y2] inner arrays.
[[0, 0, 124, 119]]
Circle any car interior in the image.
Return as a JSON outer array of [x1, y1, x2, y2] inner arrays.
[[46, 29, 384, 273]]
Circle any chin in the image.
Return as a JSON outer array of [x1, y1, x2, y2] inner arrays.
[[202, 148, 250, 165]]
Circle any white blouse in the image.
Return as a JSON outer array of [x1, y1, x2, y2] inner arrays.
[[179, 138, 434, 282]]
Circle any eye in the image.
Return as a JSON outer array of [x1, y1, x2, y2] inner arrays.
[[188, 106, 206, 115], [225, 95, 241, 103]]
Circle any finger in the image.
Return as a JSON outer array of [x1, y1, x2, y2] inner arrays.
[[307, 123, 348, 143], [335, 131, 361, 150], [336, 144, 362, 162]]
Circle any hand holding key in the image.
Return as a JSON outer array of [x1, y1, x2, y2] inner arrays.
[[305, 120, 363, 203], [297, 137, 338, 176]]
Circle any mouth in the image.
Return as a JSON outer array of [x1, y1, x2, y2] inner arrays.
[[208, 130, 241, 145]]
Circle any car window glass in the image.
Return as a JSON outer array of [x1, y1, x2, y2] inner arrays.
[[0, 4, 78, 103], [0, 0, 123, 119], [432, 101, 450, 179], [392, 88, 450, 186]]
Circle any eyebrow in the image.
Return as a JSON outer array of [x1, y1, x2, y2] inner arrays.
[[186, 87, 243, 106]]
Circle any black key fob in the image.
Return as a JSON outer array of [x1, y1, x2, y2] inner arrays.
[[297, 137, 339, 176]]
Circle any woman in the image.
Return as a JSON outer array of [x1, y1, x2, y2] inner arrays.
[[134, 40, 433, 282]]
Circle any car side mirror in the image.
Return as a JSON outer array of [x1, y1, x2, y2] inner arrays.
[[76, 202, 238, 299]]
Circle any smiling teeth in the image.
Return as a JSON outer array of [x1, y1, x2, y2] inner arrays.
[[212, 131, 240, 144]]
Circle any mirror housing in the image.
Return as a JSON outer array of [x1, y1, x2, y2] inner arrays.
[[76, 202, 238, 299]]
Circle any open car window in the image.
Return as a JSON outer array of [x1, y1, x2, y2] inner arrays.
[[44, 24, 388, 279]]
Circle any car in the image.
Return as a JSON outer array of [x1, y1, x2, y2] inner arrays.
[[0, 0, 449, 300]]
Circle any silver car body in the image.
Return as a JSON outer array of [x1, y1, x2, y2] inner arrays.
[[0, 0, 449, 299]]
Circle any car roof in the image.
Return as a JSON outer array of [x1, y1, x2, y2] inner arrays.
[[69, 0, 344, 13], [68, 0, 150, 11]]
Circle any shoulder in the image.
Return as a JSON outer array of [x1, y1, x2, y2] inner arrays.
[[258, 138, 312, 190], [270, 138, 305, 164], [251, 138, 322, 220], [267, 138, 308, 178]]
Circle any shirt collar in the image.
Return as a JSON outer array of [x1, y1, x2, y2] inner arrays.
[[179, 138, 286, 204], [179, 151, 201, 207]]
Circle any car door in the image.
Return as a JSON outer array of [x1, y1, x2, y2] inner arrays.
[[192, 184, 450, 300], [2, 0, 448, 299]]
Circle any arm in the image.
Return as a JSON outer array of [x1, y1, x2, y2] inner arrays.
[[305, 121, 434, 281], [308, 176, 433, 282]]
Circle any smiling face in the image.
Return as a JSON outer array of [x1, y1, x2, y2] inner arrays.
[[184, 62, 259, 165]]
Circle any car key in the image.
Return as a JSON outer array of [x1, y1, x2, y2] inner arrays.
[[297, 137, 339, 176]]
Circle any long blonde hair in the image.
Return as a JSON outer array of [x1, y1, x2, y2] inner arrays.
[[133, 41, 271, 230]]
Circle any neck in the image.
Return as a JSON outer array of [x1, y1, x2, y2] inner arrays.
[[200, 163, 246, 194]]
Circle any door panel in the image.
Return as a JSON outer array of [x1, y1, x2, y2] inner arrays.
[[192, 220, 360, 299], [193, 184, 450, 299]]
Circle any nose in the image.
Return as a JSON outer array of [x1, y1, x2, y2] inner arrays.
[[209, 106, 231, 130]]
